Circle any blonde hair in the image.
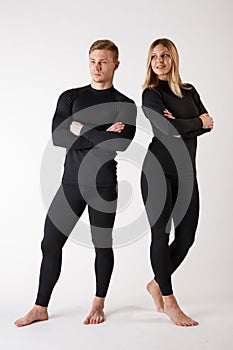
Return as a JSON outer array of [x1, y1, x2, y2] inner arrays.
[[142, 38, 190, 97], [89, 39, 119, 62]]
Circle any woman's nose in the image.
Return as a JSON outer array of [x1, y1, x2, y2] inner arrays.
[[157, 55, 163, 62]]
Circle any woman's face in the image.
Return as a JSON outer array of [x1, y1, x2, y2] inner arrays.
[[151, 44, 172, 80]]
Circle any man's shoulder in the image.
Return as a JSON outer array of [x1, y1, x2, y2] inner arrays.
[[70, 84, 91, 95], [112, 87, 135, 104], [60, 85, 90, 97], [60, 85, 135, 104]]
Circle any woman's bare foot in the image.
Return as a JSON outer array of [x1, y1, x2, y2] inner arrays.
[[83, 297, 105, 325], [163, 295, 199, 327], [14, 305, 48, 327], [146, 279, 164, 312]]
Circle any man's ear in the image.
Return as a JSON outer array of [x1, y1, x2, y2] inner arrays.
[[114, 60, 120, 70]]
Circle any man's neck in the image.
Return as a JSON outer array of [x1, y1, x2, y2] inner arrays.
[[91, 80, 113, 90]]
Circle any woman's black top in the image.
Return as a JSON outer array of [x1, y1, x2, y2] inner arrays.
[[142, 80, 211, 175]]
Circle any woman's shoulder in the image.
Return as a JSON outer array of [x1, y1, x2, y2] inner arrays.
[[181, 83, 200, 98], [181, 82, 201, 93], [142, 86, 162, 98], [181, 82, 195, 89]]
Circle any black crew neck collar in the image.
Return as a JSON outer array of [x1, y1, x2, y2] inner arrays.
[[89, 84, 114, 93], [158, 79, 169, 85]]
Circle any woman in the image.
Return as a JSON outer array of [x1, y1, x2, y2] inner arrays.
[[141, 38, 214, 327]]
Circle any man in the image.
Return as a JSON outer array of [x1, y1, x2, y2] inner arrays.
[[15, 39, 136, 326]]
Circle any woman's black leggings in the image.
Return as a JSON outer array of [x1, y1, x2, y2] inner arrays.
[[141, 171, 199, 296], [35, 184, 117, 307]]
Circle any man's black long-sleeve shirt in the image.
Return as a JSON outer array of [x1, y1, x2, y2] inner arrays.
[[142, 80, 211, 174], [52, 84, 136, 186]]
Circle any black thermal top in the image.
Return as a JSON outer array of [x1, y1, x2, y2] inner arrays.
[[52, 84, 136, 186], [142, 80, 211, 174]]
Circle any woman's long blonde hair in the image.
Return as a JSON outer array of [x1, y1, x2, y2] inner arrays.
[[142, 38, 190, 97]]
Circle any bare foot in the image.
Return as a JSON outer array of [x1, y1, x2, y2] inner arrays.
[[14, 305, 48, 327], [164, 295, 199, 327], [83, 297, 105, 325], [146, 279, 164, 312]]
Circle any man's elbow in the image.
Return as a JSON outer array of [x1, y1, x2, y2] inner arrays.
[[52, 133, 68, 148], [116, 138, 133, 152], [52, 134, 59, 146]]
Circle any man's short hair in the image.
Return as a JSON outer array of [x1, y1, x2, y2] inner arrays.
[[89, 39, 119, 61]]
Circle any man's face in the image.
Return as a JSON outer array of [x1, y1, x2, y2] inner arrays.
[[89, 49, 119, 84]]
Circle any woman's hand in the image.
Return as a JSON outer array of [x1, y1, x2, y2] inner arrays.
[[70, 121, 84, 136], [199, 113, 214, 129], [164, 109, 175, 119], [106, 122, 125, 133]]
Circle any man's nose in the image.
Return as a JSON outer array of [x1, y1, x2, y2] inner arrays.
[[94, 62, 101, 70]]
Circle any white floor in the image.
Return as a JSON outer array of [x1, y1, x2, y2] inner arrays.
[[3, 290, 233, 350], [2, 230, 233, 350]]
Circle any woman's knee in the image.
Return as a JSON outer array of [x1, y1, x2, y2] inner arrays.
[[175, 231, 196, 253]]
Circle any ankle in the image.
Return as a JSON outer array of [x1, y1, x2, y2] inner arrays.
[[94, 297, 105, 305], [34, 304, 48, 311], [163, 295, 177, 306]]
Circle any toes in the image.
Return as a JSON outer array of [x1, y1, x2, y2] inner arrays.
[[15, 318, 26, 327], [187, 318, 199, 326], [89, 316, 94, 324], [83, 316, 91, 325], [88, 315, 104, 324], [95, 316, 104, 324], [84, 307, 104, 325], [177, 319, 198, 327], [83, 319, 88, 325], [98, 316, 103, 324]]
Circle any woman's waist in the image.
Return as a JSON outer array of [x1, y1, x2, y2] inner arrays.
[[146, 139, 196, 175]]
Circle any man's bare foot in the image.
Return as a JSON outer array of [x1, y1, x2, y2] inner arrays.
[[164, 295, 199, 327], [83, 297, 105, 325], [14, 305, 48, 327], [146, 279, 164, 312]]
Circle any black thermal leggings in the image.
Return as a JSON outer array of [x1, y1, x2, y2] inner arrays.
[[141, 171, 199, 296], [35, 184, 117, 307]]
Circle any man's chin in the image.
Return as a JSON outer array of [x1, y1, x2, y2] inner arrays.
[[93, 78, 105, 83], [92, 76, 104, 83]]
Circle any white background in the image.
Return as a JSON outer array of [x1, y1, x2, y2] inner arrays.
[[1, 0, 232, 349]]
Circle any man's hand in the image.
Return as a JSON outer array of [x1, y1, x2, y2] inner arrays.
[[106, 122, 125, 133], [199, 113, 214, 129], [70, 121, 84, 136]]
